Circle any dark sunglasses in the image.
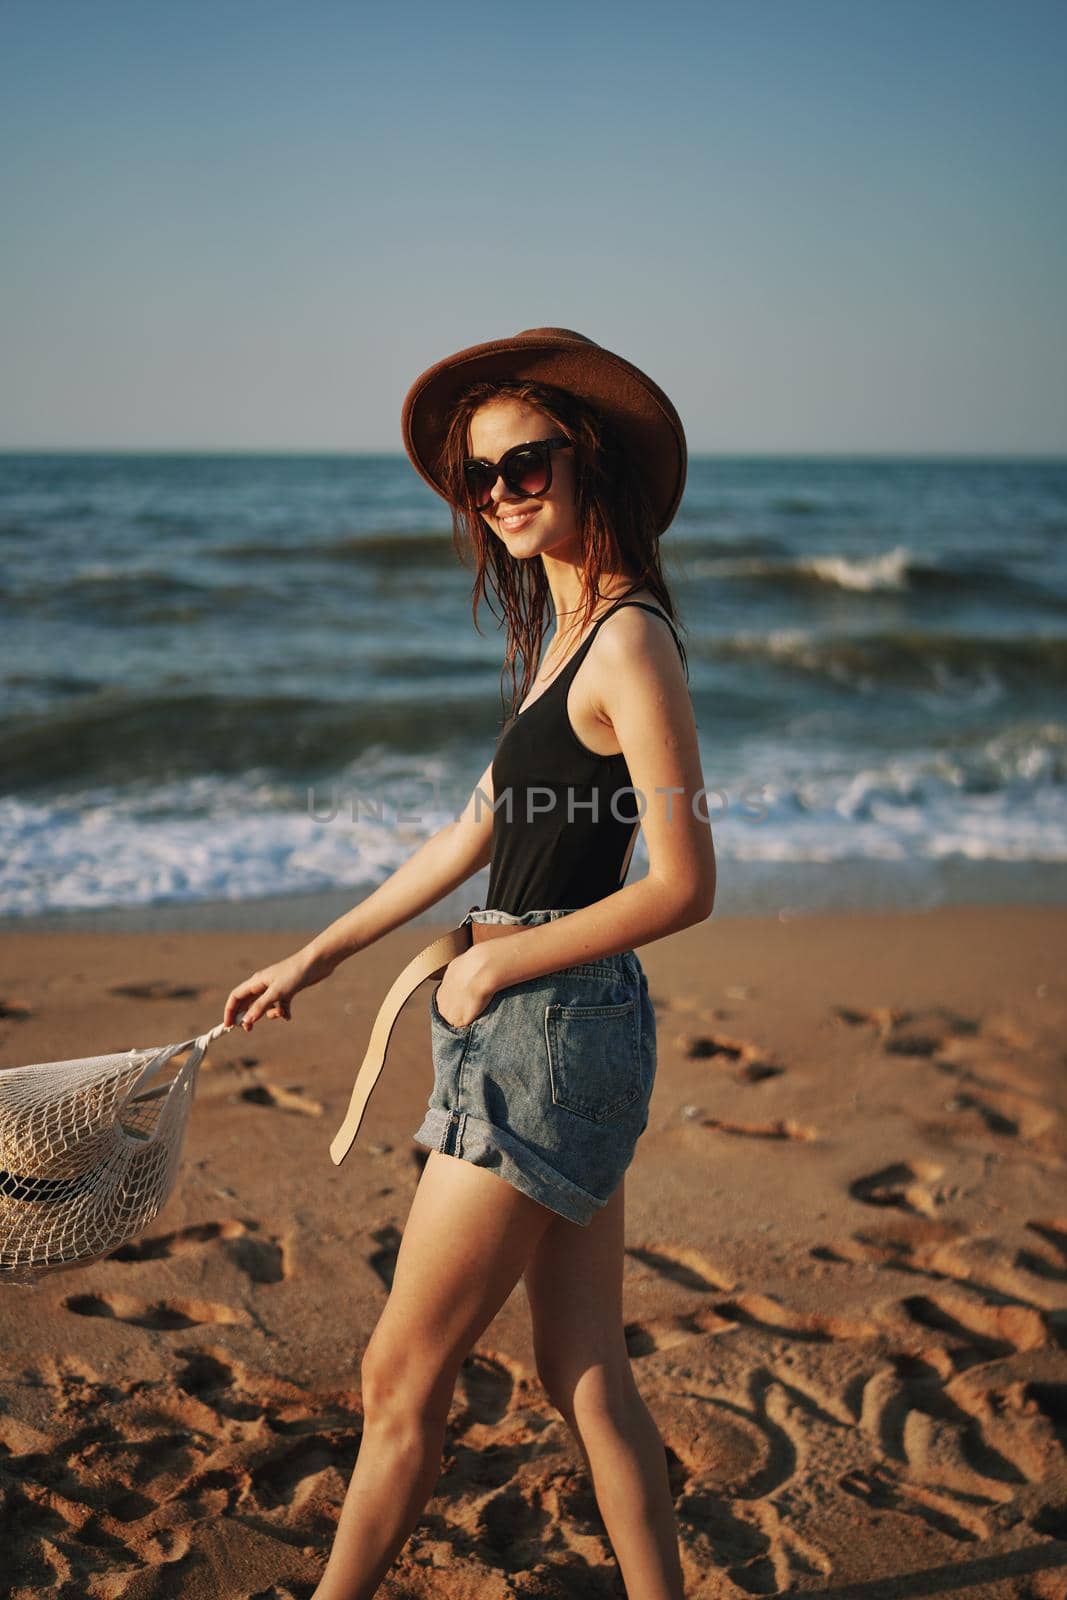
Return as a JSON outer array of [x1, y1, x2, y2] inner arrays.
[[462, 435, 573, 512]]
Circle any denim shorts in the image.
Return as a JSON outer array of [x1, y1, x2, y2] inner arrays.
[[411, 906, 657, 1227]]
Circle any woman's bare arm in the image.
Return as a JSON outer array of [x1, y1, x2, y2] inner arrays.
[[298, 755, 497, 973], [225, 752, 500, 1029]]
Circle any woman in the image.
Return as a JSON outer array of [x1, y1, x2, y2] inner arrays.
[[224, 328, 716, 1599]]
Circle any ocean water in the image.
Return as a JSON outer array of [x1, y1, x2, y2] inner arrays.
[[2, 450, 1066, 929]]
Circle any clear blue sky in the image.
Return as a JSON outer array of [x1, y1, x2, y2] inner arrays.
[[2, 0, 1064, 453]]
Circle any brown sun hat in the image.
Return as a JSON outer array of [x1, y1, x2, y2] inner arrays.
[[400, 326, 687, 537]]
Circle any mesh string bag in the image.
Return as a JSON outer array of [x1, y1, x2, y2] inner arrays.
[[0, 1020, 236, 1285]]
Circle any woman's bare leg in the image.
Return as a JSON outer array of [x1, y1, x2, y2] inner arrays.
[[523, 1175, 687, 1599], [311, 1150, 557, 1600]]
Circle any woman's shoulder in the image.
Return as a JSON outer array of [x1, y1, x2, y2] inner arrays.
[[605, 589, 679, 635], [598, 591, 685, 668]]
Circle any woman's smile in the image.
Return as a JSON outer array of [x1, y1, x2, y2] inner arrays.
[[498, 508, 540, 532]]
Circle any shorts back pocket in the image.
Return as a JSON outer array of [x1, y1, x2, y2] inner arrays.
[[545, 998, 642, 1123]]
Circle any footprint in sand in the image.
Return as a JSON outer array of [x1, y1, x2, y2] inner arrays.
[[456, 1350, 518, 1426], [625, 1289, 877, 1360], [833, 1003, 980, 1056], [108, 1216, 288, 1285], [940, 1082, 1057, 1143], [174, 1343, 354, 1439], [692, 1111, 817, 1142], [226, 1230, 287, 1284], [108, 979, 204, 1001], [176, 1349, 265, 1423], [717, 1291, 880, 1345], [664, 1394, 779, 1495], [624, 1303, 733, 1357], [476, 1478, 555, 1565], [861, 1353, 1044, 1495], [843, 999, 1063, 1174], [679, 1029, 782, 1082], [63, 1290, 246, 1329], [251, 1432, 356, 1509], [626, 1243, 731, 1292], [900, 1290, 1049, 1367], [108, 1217, 248, 1261], [632, 1387, 836, 1588], [813, 1214, 1063, 1311], [1030, 1498, 1067, 1541], [368, 1223, 403, 1290], [240, 1082, 324, 1117], [1020, 1218, 1067, 1283], [851, 1159, 948, 1217], [2, 1353, 350, 1598], [542, 1466, 611, 1540], [840, 1460, 991, 1541]]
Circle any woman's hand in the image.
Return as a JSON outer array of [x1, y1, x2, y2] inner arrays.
[[433, 946, 498, 1031], [224, 946, 338, 1033]]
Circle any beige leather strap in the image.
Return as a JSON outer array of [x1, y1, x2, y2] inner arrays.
[[329, 919, 475, 1166]]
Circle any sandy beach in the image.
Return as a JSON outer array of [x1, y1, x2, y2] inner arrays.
[[0, 902, 1064, 1597]]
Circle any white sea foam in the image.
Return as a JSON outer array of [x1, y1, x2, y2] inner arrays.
[[1, 733, 1064, 918], [687, 545, 914, 591], [805, 545, 912, 591], [0, 761, 467, 918]]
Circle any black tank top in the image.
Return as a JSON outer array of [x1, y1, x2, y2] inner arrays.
[[485, 597, 685, 915]]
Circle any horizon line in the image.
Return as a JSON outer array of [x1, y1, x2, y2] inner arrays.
[[1, 446, 1065, 462]]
